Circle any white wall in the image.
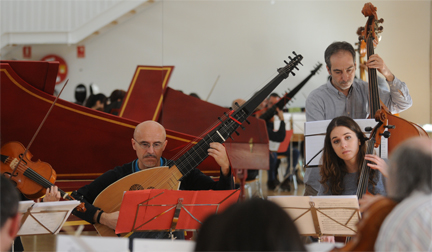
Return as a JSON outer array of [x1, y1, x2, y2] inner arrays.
[[2, 0, 430, 124]]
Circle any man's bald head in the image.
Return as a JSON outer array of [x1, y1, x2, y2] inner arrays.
[[134, 121, 166, 141]]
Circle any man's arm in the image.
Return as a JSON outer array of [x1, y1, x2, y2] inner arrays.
[[72, 167, 127, 224], [368, 54, 412, 113]]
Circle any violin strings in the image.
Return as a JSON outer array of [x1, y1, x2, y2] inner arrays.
[[3, 157, 61, 194]]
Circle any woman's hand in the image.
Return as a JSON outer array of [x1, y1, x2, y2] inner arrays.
[[365, 154, 388, 178]]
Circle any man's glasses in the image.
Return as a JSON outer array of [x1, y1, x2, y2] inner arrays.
[[133, 138, 164, 150]]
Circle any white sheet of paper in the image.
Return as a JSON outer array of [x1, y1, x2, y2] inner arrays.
[[56, 234, 129, 252], [312, 195, 359, 235], [18, 200, 80, 235], [133, 239, 195, 252]]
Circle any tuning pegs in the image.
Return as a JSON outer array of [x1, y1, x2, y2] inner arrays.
[[380, 131, 391, 139], [365, 126, 373, 132], [218, 117, 223, 122], [245, 119, 250, 124], [240, 125, 245, 130], [378, 18, 384, 23], [229, 135, 235, 141], [385, 125, 395, 129], [234, 131, 240, 136], [378, 26, 384, 32]]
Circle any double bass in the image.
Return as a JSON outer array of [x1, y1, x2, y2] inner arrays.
[[358, 2, 428, 153], [334, 2, 428, 250]]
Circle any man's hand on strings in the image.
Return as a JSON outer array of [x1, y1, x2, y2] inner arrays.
[[366, 54, 394, 82], [99, 211, 119, 230], [208, 142, 230, 176], [43, 186, 61, 202], [364, 154, 389, 178]]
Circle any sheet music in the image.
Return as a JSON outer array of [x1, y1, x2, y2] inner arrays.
[[133, 239, 195, 252], [312, 196, 359, 235], [268, 195, 360, 236], [267, 196, 316, 235], [304, 119, 388, 167], [18, 200, 80, 236], [56, 235, 129, 252]]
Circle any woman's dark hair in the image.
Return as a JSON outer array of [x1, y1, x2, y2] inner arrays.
[[320, 116, 376, 195], [194, 198, 306, 251]]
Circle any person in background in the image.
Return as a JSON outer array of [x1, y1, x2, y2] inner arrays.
[[104, 89, 126, 115], [267, 93, 300, 191], [84, 93, 107, 111], [74, 84, 87, 106], [194, 198, 306, 251]]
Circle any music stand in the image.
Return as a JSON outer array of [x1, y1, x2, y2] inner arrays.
[[18, 200, 81, 236], [268, 195, 360, 240], [116, 189, 240, 239]]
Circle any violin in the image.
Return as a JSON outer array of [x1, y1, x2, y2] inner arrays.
[[1, 141, 85, 211]]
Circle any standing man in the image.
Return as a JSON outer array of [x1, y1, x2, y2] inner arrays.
[[72, 120, 233, 238], [304, 41, 412, 196]]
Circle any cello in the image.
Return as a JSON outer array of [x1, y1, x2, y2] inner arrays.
[[358, 2, 428, 154]]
